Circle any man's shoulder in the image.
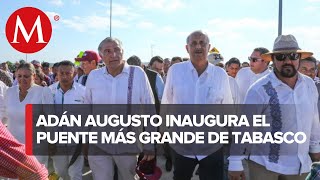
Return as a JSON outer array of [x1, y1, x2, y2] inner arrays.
[[49, 82, 59, 91], [170, 61, 189, 71], [130, 65, 144, 73], [127, 65, 147, 79], [145, 68, 157, 75], [209, 64, 227, 75], [73, 82, 86, 91], [89, 67, 104, 76], [236, 67, 252, 77], [247, 74, 272, 91]]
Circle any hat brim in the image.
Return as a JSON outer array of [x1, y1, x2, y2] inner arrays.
[[261, 50, 313, 62], [75, 57, 85, 61]]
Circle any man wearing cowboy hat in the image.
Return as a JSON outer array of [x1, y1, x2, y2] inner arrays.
[[228, 34, 320, 180]]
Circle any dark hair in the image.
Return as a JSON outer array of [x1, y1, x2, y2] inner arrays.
[[242, 62, 250, 67], [254, 47, 270, 65], [300, 56, 317, 68], [35, 69, 45, 81], [225, 57, 241, 68], [149, 56, 163, 66], [171, 56, 182, 63], [41, 62, 50, 68], [127, 55, 142, 66], [253, 47, 270, 55], [53, 63, 60, 68], [58, 60, 75, 67]]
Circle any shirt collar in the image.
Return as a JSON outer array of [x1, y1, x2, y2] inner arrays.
[[103, 61, 130, 75], [260, 68, 270, 75], [269, 71, 304, 88], [57, 81, 75, 91], [186, 60, 211, 75]]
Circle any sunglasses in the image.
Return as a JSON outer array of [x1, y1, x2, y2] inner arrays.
[[272, 53, 300, 61], [248, 57, 263, 62]]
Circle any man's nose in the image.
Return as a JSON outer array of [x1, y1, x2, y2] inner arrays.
[[195, 43, 202, 48], [283, 56, 293, 63], [109, 51, 116, 57]]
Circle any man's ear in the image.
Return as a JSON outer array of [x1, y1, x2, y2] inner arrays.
[[32, 74, 36, 79], [185, 45, 189, 53]]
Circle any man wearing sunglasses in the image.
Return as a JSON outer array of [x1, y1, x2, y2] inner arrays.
[[236, 47, 270, 103], [228, 34, 320, 180]]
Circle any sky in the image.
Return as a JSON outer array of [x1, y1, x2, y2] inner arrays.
[[0, 0, 320, 64]]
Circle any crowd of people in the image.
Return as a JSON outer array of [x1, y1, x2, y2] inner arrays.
[[0, 30, 320, 180]]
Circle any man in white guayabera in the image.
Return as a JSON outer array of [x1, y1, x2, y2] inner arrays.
[[228, 34, 320, 180]]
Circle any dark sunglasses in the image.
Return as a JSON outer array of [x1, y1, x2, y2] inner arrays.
[[248, 57, 263, 62], [272, 53, 300, 61]]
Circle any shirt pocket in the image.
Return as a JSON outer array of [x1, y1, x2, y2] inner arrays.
[[73, 96, 84, 104]]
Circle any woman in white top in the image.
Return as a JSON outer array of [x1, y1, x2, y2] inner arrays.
[[4, 63, 53, 169]]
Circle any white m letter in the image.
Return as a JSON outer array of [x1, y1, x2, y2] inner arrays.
[[11, 15, 47, 43]]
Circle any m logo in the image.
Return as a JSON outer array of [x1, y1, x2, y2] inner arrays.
[[5, 7, 52, 54]]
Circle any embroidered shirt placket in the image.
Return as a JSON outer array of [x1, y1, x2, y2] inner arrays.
[[263, 81, 282, 164]]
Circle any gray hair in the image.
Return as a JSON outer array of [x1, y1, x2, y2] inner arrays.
[[186, 30, 210, 44], [127, 55, 142, 66], [17, 63, 36, 74], [98, 37, 123, 57]]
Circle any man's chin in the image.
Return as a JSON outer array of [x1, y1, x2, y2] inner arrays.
[[108, 61, 123, 69], [192, 56, 206, 61]]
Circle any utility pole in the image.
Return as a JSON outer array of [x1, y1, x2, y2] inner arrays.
[[110, 0, 112, 37], [278, 0, 283, 36], [151, 44, 155, 58]]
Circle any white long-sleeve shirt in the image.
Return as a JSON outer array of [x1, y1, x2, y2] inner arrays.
[[229, 72, 320, 175], [84, 63, 155, 153], [162, 60, 233, 104], [4, 85, 54, 143], [235, 67, 270, 103], [85, 63, 154, 104], [162, 60, 233, 160]]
